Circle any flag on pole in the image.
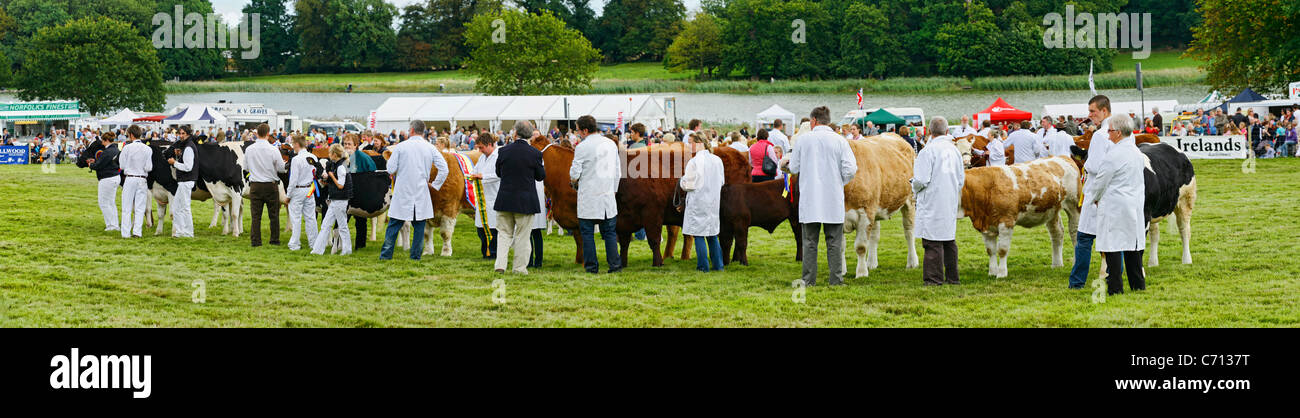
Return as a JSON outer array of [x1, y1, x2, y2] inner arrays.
[[1088, 59, 1097, 96], [856, 89, 864, 109]]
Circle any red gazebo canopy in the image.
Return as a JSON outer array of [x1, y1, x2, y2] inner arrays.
[[973, 97, 1033, 124], [132, 115, 167, 122]]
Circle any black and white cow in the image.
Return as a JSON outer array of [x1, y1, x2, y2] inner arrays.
[[1071, 141, 1197, 266], [146, 136, 247, 236]]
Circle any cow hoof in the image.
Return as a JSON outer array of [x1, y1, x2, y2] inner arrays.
[[441, 249, 453, 257]]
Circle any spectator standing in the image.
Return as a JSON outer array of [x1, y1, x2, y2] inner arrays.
[[492, 121, 547, 274]]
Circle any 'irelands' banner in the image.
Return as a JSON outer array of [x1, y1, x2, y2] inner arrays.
[[0, 145, 29, 164], [1160, 135, 1248, 159]]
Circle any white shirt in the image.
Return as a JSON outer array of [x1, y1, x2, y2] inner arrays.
[[768, 129, 791, 154], [1044, 131, 1076, 157], [729, 141, 749, 154], [680, 149, 724, 236], [119, 140, 153, 177], [386, 136, 440, 221], [1078, 118, 1112, 235], [569, 133, 620, 220], [289, 150, 316, 188], [244, 139, 286, 183], [173, 146, 195, 176], [1085, 136, 1146, 252], [472, 150, 500, 228], [951, 124, 975, 138], [1006, 129, 1039, 164], [787, 125, 857, 224], [977, 128, 992, 138], [986, 137, 1007, 166], [911, 135, 965, 241]]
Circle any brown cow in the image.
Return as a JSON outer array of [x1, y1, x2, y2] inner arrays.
[[954, 134, 1016, 168], [718, 179, 802, 266], [662, 144, 752, 260], [959, 155, 1081, 278], [532, 137, 587, 264], [382, 148, 469, 256], [834, 133, 918, 278]]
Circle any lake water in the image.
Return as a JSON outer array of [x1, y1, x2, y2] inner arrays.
[[1, 84, 1210, 126]]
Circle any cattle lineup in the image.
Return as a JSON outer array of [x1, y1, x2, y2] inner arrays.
[[74, 95, 1197, 296]]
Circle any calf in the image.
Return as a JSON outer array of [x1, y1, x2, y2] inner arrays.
[[836, 134, 919, 278], [959, 155, 1081, 278], [717, 179, 802, 266]]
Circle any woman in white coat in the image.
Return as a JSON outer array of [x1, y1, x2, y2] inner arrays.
[[680, 133, 725, 272], [529, 132, 548, 268], [471, 134, 501, 259], [1084, 113, 1147, 295]]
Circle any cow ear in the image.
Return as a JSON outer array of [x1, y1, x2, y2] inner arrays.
[[1069, 145, 1087, 160]]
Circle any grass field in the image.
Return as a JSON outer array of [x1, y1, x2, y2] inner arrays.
[[171, 51, 1206, 95], [2, 157, 1296, 327]]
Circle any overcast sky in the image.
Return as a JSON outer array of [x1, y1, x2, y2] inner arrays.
[[211, 0, 705, 24]]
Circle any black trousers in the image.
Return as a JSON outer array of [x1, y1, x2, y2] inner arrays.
[[1103, 251, 1146, 295], [352, 215, 367, 250], [248, 182, 280, 247], [922, 239, 959, 286], [477, 227, 499, 258], [529, 229, 544, 267]]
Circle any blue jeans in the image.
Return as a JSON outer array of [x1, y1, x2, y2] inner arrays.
[[579, 218, 621, 273], [694, 236, 723, 272], [634, 228, 646, 241], [1069, 232, 1111, 288], [380, 219, 425, 260]]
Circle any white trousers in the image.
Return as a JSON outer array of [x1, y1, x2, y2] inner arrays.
[[120, 177, 148, 238], [98, 177, 120, 231], [288, 187, 318, 250], [495, 212, 535, 273], [172, 181, 194, 237], [312, 200, 352, 255]]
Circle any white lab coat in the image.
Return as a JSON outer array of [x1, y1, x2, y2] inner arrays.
[[986, 137, 1007, 166], [1084, 136, 1146, 252], [532, 177, 547, 229], [472, 150, 500, 228], [1006, 129, 1039, 164], [386, 136, 443, 221], [911, 135, 965, 241], [569, 133, 621, 220], [787, 125, 857, 224], [768, 129, 791, 153], [1078, 118, 1113, 235], [1045, 131, 1076, 157], [680, 149, 724, 236]]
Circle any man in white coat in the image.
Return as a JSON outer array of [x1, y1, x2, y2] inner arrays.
[[1044, 130, 1076, 157], [680, 134, 725, 273], [379, 120, 448, 260], [286, 135, 319, 251], [1084, 113, 1147, 295], [1005, 121, 1041, 164], [784, 106, 858, 286], [470, 135, 500, 259], [118, 125, 152, 239], [569, 115, 623, 274], [768, 119, 791, 154], [950, 116, 976, 138], [911, 117, 965, 286], [1068, 95, 1114, 289]]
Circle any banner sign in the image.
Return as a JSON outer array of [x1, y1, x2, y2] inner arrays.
[[1161, 135, 1248, 159], [0, 145, 29, 164], [0, 101, 81, 121], [368, 111, 377, 130], [1290, 82, 1300, 100]]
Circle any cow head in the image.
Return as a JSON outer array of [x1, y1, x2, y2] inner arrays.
[[76, 139, 105, 169]]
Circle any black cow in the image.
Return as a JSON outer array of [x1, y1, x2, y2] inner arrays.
[[148, 136, 247, 236], [1070, 142, 1197, 266], [345, 170, 391, 250]]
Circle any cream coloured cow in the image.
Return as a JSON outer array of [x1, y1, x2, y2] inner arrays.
[[959, 155, 1080, 278], [840, 133, 919, 278]]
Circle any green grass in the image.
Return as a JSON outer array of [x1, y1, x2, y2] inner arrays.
[[3, 158, 1296, 327], [1113, 49, 1202, 71]]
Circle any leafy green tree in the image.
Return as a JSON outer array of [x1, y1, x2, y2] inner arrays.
[[296, 0, 398, 73], [16, 17, 164, 114], [67, 0, 154, 35], [397, 0, 503, 71], [463, 9, 601, 94], [595, 0, 685, 62], [235, 0, 295, 75], [1189, 0, 1300, 93], [935, 1, 1001, 77], [153, 0, 226, 80], [665, 13, 722, 78], [835, 3, 905, 78]]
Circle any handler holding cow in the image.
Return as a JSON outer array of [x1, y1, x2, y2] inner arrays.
[[1085, 113, 1147, 295], [785, 106, 858, 286], [1069, 95, 1114, 289], [380, 120, 447, 261], [911, 117, 965, 286]]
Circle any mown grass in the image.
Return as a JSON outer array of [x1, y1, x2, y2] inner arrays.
[[2, 158, 1295, 327]]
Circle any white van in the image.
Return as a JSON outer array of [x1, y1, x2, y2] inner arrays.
[[839, 107, 927, 133]]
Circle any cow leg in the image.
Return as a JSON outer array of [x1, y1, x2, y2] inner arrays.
[[570, 230, 584, 264], [855, 219, 875, 279], [790, 217, 803, 262], [681, 234, 693, 260], [664, 226, 680, 261], [210, 200, 222, 229], [1176, 179, 1196, 264], [982, 230, 998, 276], [154, 201, 169, 236], [618, 231, 633, 269], [901, 199, 919, 269], [734, 226, 750, 266], [422, 220, 438, 256], [1147, 217, 1162, 267], [439, 216, 456, 257], [1064, 206, 1080, 250], [867, 217, 881, 269], [645, 223, 665, 267], [718, 225, 734, 266], [995, 224, 1013, 278], [397, 222, 409, 251], [1048, 213, 1065, 268]]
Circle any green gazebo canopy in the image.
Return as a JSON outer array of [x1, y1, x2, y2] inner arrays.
[[856, 108, 906, 126]]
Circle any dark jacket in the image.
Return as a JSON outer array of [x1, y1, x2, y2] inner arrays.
[[89, 143, 121, 180], [493, 139, 546, 215], [173, 139, 198, 182]]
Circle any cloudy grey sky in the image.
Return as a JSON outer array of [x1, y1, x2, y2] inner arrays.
[[211, 0, 705, 24]]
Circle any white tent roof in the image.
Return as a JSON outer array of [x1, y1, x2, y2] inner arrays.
[[411, 96, 473, 122], [590, 95, 666, 123], [455, 96, 518, 121], [757, 104, 796, 120], [99, 109, 140, 124], [164, 106, 228, 124], [542, 96, 606, 120], [374, 97, 432, 122], [497, 96, 561, 121]]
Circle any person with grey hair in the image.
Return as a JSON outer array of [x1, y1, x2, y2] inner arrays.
[[380, 119, 448, 260], [784, 106, 858, 286], [911, 116, 964, 286], [491, 121, 547, 274], [1085, 112, 1147, 295]]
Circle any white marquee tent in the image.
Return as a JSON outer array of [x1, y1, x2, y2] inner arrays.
[[454, 96, 518, 132], [589, 95, 668, 130], [99, 108, 140, 128], [497, 96, 561, 131], [164, 106, 228, 126], [756, 104, 796, 135], [373, 97, 434, 133], [373, 95, 671, 134]]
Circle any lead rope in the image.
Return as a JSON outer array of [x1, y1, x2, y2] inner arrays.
[[474, 176, 493, 255]]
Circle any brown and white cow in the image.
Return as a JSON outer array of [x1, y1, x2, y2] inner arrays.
[[959, 155, 1081, 278], [839, 133, 918, 278]]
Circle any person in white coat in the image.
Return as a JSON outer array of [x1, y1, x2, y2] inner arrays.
[[985, 129, 1007, 167], [569, 115, 623, 274], [379, 120, 448, 261], [286, 135, 319, 251], [784, 106, 858, 286], [680, 133, 725, 273], [168, 126, 198, 238], [1084, 114, 1147, 295], [911, 117, 965, 286], [118, 126, 152, 238], [471, 134, 500, 259], [1069, 95, 1114, 289], [1005, 121, 1040, 164], [768, 119, 791, 154], [1044, 130, 1076, 157]]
